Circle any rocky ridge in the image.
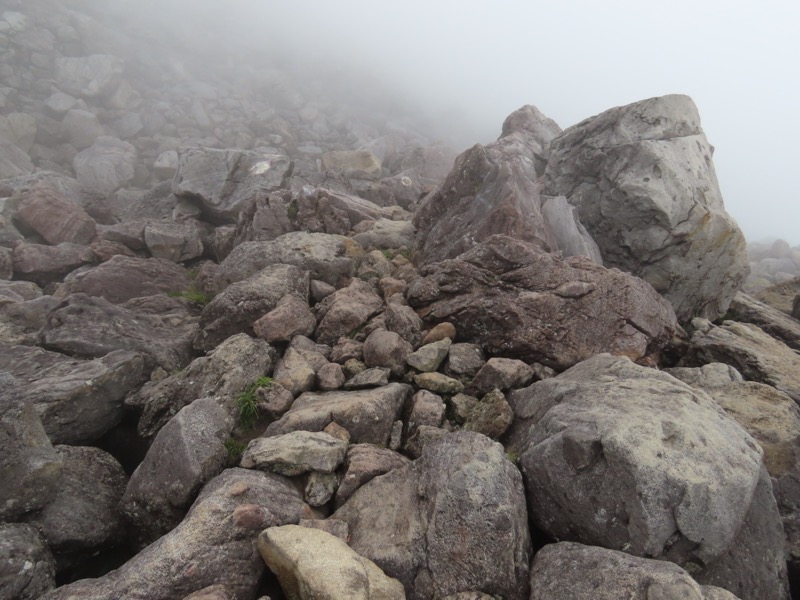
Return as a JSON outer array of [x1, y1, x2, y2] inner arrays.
[[0, 2, 796, 600]]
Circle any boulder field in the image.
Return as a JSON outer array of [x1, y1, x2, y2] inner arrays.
[[3, 2, 797, 600]]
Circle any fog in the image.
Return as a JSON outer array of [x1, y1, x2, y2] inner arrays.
[[101, 0, 799, 244]]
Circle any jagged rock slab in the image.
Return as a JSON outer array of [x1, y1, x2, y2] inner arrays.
[[15, 183, 97, 245], [127, 333, 274, 438], [241, 430, 348, 476], [407, 235, 682, 370], [40, 293, 197, 373], [0, 342, 142, 445], [38, 469, 314, 600], [172, 146, 293, 223], [12, 241, 96, 286], [334, 431, 530, 600], [266, 383, 412, 446], [544, 94, 749, 322], [336, 444, 411, 508], [726, 292, 800, 351], [294, 187, 398, 236], [259, 525, 405, 600], [194, 263, 308, 352], [315, 278, 384, 346]]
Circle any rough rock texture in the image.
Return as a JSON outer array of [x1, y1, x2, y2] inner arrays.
[[39, 469, 313, 600], [530, 542, 741, 600], [127, 333, 274, 438], [0, 374, 63, 521], [120, 398, 234, 546], [73, 136, 137, 194], [544, 94, 749, 322], [336, 444, 411, 508], [253, 294, 316, 342], [16, 184, 97, 245], [12, 242, 96, 286], [143, 220, 205, 263], [407, 235, 682, 370], [266, 383, 412, 446], [681, 320, 800, 403], [172, 146, 293, 223], [0, 523, 56, 600], [241, 430, 348, 476], [54, 255, 192, 304], [414, 123, 599, 266], [216, 231, 363, 288], [0, 343, 142, 445], [293, 187, 398, 235], [335, 432, 530, 600], [26, 446, 127, 566], [40, 293, 196, 373], [194, 263, 308, 352], [259, 525, 406, 600], [315, 278, 384, 345], [363, 329, 413, 378], [506, 354, 784, 596], [726, 292, 800, 351]]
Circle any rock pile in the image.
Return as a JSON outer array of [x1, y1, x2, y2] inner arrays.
[[0, 2, 795, 600]]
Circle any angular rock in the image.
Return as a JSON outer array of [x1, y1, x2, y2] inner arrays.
[[344, 367, 391, 389], [681, 320, 800, 403], [462, 388, 513, 440], [54, 255, 192, 304], [39, 469, 313, 600], [144, 220, 205, 263], [0, 524, 55, 600], [73, 136, 137, 195], [469, 357, 533, 395], [294, 187, 396, 235], [241, 430, 347, 476], [444, 343, 485, 379], [0, 140, 34, 179], [336, 444, 411, 508], [259, 525, 405, 600], [127, 333, 274, 438], [120, 398, 234, 545], [60, 108, 104, 150], [506, 354, 772, 583], [172, 146, 292, 223], [363, 329, 413, 378], [266, 383, 411, 446], [304, 471, 339, 507], [544, 94, 749, 322], [0, 294, 60, 346], [384, 302, 424, 347], [194, 264, 308, 352], [12, 241, 96, 286], [352, 218, 415, 250], [54, 54, 123, 98], [407, 235, 682, 370], [335, 432, 530, 600], [40, 293, 196, 374], [727, 291, 800, 351], [16, 183, 97, 245], [0, 343, 142, 445], [216, 231, 363, 289], [530, 542, 741, 600], [26, 446, 126, 566], [322, 150, 382, 174], [315, 278, 384, 345], [406, 390, 445, 439], [253, 294, 316, 342], [316, 362, 346, 391], [414, 372, 464, 395], [0, 374, 63, 521], [273, 347, 316, 397], [406, 338, 451, 372]]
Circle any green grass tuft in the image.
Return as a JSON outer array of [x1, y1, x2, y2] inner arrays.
[[167, 287, 211, 307], [235, 376, 273, 429], [224, 438, 246, 463]]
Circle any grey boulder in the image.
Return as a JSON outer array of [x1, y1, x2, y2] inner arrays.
[[0, 523, 55, 600]]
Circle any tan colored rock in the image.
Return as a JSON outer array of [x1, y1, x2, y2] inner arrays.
[[322, 150, 382, 174], [259, 524, 405, 600]]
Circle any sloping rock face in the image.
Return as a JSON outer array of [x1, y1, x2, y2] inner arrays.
[[414, 113, 599, 266], [334, 431, 530, 600], [544, 94, 749, 322], [407, 235, 682, 369], [725, 291, 800, 351], [506, 354, 787, 599]]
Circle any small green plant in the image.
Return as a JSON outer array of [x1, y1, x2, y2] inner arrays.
[[381, 249, 394, 260], [224, 438, 246, 463], [235, 376, 273, 429], [505, 450, 520, 464], [167, 287, 211, 307], [287, 198, 299, 221]]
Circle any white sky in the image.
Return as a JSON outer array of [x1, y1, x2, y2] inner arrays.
[[178, 0, 800, 243]]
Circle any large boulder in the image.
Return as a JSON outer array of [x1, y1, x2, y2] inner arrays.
[[40, 293, 197, 373], [171, 146, 293, 224], [0, 343, 143, 445], [414, 121, 599, 266], [544, 94, 749, 322], [54, 55, 124, 98], [726, 292, 800, 351], [0, 140, 34, 179], [293, 187, 399, 236], [0, 523, 56, 600], [15, 183, 97, 246], [39, 469, 314, 600], [407, 235, 682, 370], [315, 278, 385, 346], [506, 354, 786, 597], [334, 431, 531, 600], [12, 242, 96, 286], [73, 136, 137, 195]]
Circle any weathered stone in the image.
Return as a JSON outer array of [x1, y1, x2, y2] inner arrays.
[[273, 347, 316, 397], [144, 220, 205, 263], [194, 264, 308, 352], [0, 294, 59, 346], [0, 524, 55, 600], [315, 279, 384, 345], [363, 329, 413, 378], [298, 518, 349, 541], [0, 112, 37, 152], [0, 140, 34, 179], [407, 235, 682, 370], [172, 146, 292, 223], [322, 149, 382, 174], [406, 390, 445, 439], [345, 367, 391, 389], [12, 241, 95, 286], [414, 372, 464, 395], [127, 333, 274, 438], [16, 183, 96, 245], [384, 302, 423, 347], [352, 218, 415, 250], [259, 525, 405, 600], [421, 322, 457, 345], [39, 469, 312, 600], [54, 54, 123, 98], [462, 388, 513, 440], [253, 294, 316, 342], [241, 430, 347, 476], [120, 398, 234, 546], [727, 291, 800, 351], [406, 338, 450, 372], [336, 444, 411, 508], [444, 343, 485, 379], [40, 293, 196, 374], [335, 432, 530, 600], [266, 383, 411, 446], [54, 255, 192, 304], [316, 362, 346, 391], [544, 94, 749, 322], [0, 343, 142, 444], [180, 585, 230, 600], [73, 136, 137, 195], [294, 187, 397, 236], [331, 338, 364, 364], [60, 108, 104, 149], [469, 357, 534, 396], [304, 471, 339, 507]]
